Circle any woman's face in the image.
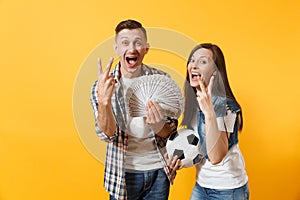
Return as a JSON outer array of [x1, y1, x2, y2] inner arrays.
[[188, 48, 216, 88]]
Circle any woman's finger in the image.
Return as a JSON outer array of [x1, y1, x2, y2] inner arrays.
[[207, 74, 215, 96], [197, 76, 207, 94]]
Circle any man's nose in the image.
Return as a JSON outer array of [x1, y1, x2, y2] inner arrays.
[[127, 43, 137, 51]]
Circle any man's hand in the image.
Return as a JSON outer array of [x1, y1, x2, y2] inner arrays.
[[168, 155, 184, 185], [97, 57, 115, 105], [96, 57, 117, 137], [146, 101, 165, 133]]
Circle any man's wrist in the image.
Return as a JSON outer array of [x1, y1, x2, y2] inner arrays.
[[151, 121, 165, 133]]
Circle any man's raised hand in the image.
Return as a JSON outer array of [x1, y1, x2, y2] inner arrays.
[[97, 57, 115, 105]]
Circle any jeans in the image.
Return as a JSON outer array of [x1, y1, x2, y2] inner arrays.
[[110, 168, 170, 200], [190, 182, 249, 200]]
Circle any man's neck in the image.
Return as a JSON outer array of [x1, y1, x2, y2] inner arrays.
[[120, 64, 142, 79]]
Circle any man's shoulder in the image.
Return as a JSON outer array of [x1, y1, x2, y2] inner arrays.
[[142, 64, 168, 76]]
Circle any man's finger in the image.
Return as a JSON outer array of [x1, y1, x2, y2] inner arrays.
[[146, 101, 155, 123], [97, 57, 102, 79], [149, 101, 163, 121], [103, 57, 114, 78], [174, 159, 182, 170], [103, 76, 115, 88]]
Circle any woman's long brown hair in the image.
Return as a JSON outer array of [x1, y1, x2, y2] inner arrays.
[[181, 43, 243, 131]]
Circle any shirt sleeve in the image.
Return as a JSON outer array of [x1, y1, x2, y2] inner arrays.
[[216, 110, 237, 133]]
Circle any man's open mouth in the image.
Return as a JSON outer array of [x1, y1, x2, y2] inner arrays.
[[126, 56, 138, 66]]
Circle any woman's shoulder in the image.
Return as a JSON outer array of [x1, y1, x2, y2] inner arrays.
[[226, 98, 240, 113]]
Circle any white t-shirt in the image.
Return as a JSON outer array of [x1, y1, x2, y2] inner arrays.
[[121, 76, 162, 171], [192, 110, 248, 189]]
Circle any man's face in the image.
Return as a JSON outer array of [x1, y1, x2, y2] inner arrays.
[[114, 28, 149, 77]]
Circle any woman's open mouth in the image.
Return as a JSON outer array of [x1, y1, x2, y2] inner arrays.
[[191, 72, 201, 79]]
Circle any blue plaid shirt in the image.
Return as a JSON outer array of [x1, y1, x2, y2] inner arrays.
[[90, 63, 178, 200]]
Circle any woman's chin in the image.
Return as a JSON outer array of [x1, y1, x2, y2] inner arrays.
[[189, 81, 199, 88]]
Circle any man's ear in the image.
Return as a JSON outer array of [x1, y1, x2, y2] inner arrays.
[[145, 43, 150, 54], [114, 43, 118, 54]]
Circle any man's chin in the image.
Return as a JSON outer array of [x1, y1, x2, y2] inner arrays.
[[126, 62, 142, 70], [121, 63, 142, 77]]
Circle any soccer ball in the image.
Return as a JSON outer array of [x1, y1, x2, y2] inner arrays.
[[166, 128, 204, 168]]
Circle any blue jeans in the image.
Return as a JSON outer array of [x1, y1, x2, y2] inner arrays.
[[190, 182, 249, 200], [110, 168, 170, 200]]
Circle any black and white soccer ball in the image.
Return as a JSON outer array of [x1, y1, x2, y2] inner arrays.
[[166, 128, 204, 168]]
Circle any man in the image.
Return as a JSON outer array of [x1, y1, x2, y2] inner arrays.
[[90, 19, 180, 200]]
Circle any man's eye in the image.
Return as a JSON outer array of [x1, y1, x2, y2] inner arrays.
[[122, 41, 129, 45]]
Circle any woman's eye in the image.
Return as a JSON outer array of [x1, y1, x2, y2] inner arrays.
[[200, 60, 207, 64]]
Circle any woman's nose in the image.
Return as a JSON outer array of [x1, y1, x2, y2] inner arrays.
[[191, 62, 199, 69]]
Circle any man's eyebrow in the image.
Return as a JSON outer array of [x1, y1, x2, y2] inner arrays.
[[119, 36, 142, 40], [120, 36, 129, 39]]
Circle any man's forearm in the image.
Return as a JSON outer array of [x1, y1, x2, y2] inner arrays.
[[97, 102, 117, 137], [155, 123, 172, 138]]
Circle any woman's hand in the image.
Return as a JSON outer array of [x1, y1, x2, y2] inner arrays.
[[196, 75, 215, 116]]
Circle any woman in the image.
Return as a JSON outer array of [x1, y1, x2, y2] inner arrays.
[[181, 43, 249, 200]]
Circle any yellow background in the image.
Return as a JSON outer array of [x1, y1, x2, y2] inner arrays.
[[1, 0, 300, 200]]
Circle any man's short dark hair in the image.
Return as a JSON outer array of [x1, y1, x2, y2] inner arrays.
[[115, 19, 147, 40]]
